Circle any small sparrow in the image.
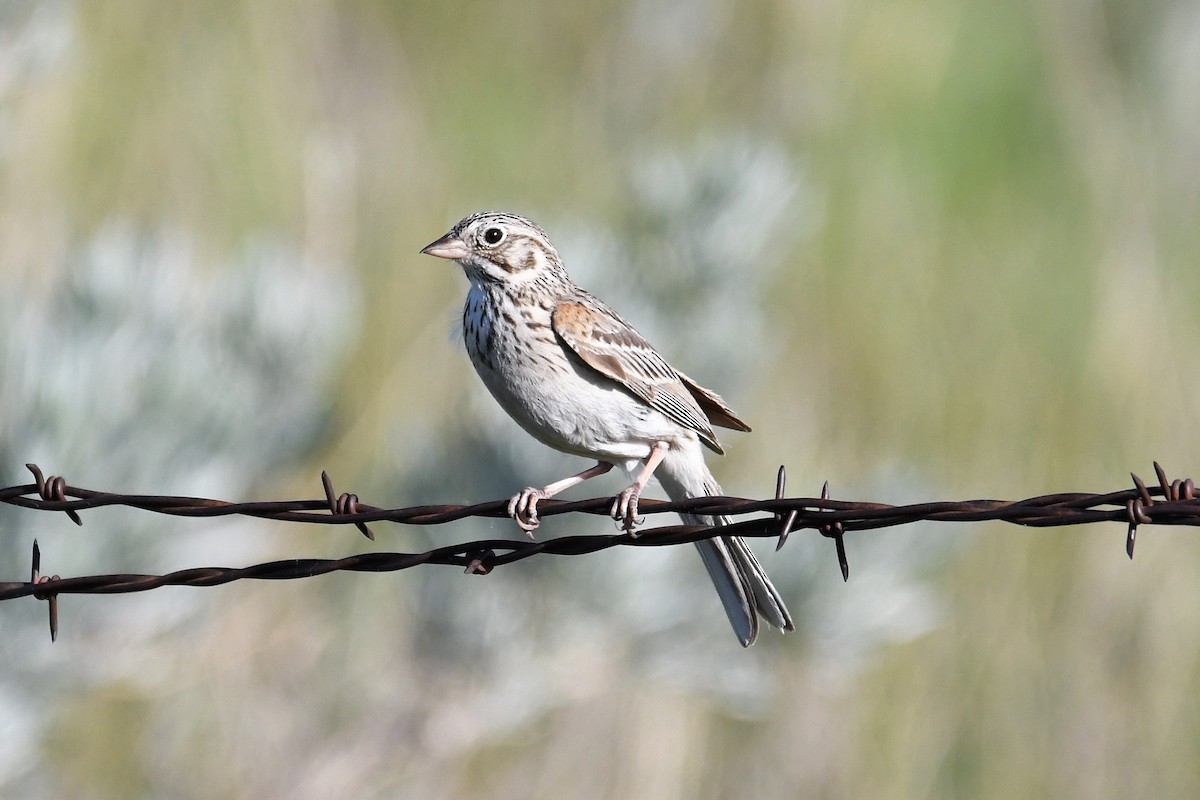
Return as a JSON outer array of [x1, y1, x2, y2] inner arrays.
[[422, 211, 792, 645]]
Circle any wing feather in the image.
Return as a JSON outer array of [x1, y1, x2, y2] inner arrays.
[[552, 298, 728, 454], [676, 371, 752, 432]]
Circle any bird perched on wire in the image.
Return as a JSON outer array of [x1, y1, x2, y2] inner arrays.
[[422, 211, 793, 646]]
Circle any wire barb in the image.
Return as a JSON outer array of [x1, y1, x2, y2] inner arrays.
[[463, 550, 496, 575], [321, 471, 375, 540], [817, 481, 850, 581], [30, 540, 60, 642], [774, 465, 798, 551], [1154, 460, 1194, 503], [27, 464, 82, 526], [1126, 471, 1154, 559]]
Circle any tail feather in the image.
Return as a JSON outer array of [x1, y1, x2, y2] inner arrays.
[[694, 538, 759, 646], [724, 536, 793, 633], [657, 446, 795, 646]]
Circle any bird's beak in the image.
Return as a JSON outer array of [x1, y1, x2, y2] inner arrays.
[[420, 233, 469, 261]]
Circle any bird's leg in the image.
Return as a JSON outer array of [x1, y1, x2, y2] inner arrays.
[[612, 441, 670, 535], [508, 461, 614, 537]]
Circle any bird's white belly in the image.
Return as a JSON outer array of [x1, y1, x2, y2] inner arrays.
[[475, 350, 667, 462]]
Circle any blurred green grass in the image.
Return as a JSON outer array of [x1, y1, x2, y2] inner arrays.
[[2, 0, 1199, 797]]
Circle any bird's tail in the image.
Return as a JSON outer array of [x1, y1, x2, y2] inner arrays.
[[657, 446, 794, 647]]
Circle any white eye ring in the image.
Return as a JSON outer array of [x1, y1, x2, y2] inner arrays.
[[480, 226, 506, 246]]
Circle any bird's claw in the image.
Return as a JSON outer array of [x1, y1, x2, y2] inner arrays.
[[507, 487, 545, 538], [611, 485, 645, 536]]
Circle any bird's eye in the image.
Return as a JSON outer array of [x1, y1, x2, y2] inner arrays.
[[481, 227, 505, 246]]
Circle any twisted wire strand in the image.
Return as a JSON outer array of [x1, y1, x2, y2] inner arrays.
[[2, 462, 1197, 641]]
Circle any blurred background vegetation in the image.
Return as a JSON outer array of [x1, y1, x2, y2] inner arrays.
[[1, 0, 1199, 797]]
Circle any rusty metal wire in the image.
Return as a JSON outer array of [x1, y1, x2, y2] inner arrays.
[[2, 462, 1198, 640]]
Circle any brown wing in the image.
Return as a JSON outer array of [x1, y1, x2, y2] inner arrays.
[[551, 298, 727, 454], [676, 371, 752, 432]]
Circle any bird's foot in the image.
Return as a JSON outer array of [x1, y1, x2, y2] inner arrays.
[[507, 487, 546, 538], [611, 485, 645, 536]]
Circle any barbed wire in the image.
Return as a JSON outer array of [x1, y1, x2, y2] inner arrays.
[[2, 462, 1197, 641]]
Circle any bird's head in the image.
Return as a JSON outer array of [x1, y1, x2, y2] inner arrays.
[[421, 211, 565, 288]]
